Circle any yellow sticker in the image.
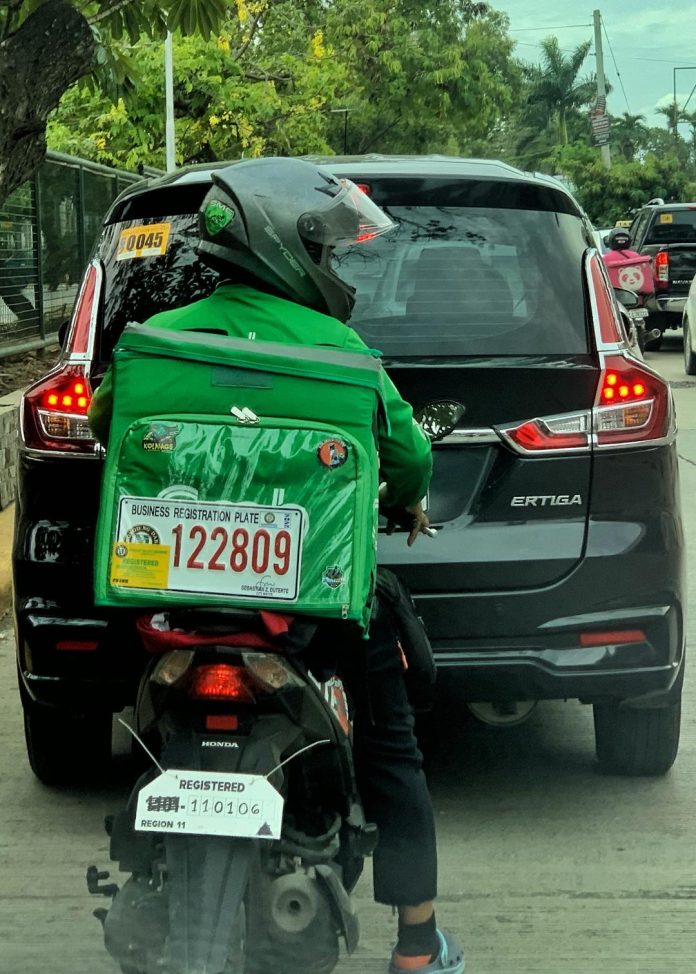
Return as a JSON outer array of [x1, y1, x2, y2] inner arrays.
[[110, 542, 170, 589], [659, 213, 673, 224], [117, 222, 171, 260]]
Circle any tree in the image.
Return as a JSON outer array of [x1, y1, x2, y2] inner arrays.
[[48, 0, 523, 167], [657, 102, 682, 139], [528, 36, 594, 145], [322, 0, 521, 155], [552, 142, 692, 225], [0, 0, 228, 206], [609, 112, 647, 163]]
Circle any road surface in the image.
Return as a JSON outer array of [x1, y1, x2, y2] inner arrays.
[[1, 334, 695, 973]]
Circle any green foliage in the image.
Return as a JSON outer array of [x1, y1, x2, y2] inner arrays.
[[551, 143, 693, 225], [47, 0, 523, 166]]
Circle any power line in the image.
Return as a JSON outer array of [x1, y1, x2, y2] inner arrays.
[[509, 24, 592, 31], [601, 16, 631, 113], [514, 41, 696, 67]]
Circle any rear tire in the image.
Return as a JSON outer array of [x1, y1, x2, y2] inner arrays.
[[684, 317, 696, 374], [593, 698, 681, 776], [22, 699, 112, 786]]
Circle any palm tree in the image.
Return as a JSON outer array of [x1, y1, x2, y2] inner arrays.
[[657, 102, 682, 138], [611, 112, 647, 161], [530, 36, 594, 145]]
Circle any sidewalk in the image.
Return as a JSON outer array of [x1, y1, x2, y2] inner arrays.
[[0, 503, 13, 618]]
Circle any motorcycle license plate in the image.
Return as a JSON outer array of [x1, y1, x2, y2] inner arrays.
[[111, 496, 305, 601], [135, 770, 284, 840], [629, 308, 649, 320]]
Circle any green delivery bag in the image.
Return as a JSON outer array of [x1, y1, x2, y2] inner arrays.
[[94, 324, 387, 630]]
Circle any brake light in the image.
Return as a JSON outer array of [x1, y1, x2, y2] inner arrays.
[[590, 255, 624, 343], [189, 664, 255, 702], [654, 251, 669, 288], [355, 183, 372, 195], [503, 413, 590, 452], [594, 354, 670, 446], [500, 355, 672, 454], [66, 263, 98, 355], [21, 364, 98, 454]]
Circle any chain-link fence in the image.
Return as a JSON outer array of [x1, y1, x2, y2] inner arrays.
[[0, 151, 160, 357]]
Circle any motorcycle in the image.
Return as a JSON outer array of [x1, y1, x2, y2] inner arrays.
[[603, 252, 658, 353], [87, 607, 377, 974]]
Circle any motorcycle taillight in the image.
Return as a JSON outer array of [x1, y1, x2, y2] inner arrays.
[[188, 664, 256, 703]]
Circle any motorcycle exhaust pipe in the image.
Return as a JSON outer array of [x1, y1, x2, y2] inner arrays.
[[269, 872, 321, 936]]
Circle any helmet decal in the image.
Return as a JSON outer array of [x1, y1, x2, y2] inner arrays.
[[205, 200, 236, 236]]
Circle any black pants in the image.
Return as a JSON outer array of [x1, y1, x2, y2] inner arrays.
[[337, 617, 438, 907]]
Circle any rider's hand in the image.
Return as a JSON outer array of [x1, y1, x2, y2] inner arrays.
[[386, 501, 431, 547]]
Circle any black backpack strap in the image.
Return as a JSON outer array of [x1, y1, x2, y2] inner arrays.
[[375, 567, 436, 711]]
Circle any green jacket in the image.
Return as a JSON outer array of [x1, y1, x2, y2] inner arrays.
[[89, 283, 432, 508]]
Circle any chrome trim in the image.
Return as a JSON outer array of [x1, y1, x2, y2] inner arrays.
[[21, 446, 103, 460], [436, 428, 500, 446], [584, 248, 629, 353]]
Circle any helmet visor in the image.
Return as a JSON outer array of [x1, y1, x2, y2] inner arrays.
[[299, 179, 394, 248]]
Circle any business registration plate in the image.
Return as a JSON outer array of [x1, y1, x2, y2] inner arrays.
[[110, 496, 304, 601]]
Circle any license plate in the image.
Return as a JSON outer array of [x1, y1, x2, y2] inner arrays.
[[135, 770, 284, 840], [111, 497, 305, 601], [629, 308, 649, 320]]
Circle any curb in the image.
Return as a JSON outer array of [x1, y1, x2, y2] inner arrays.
[[0, 503, 14, 620]]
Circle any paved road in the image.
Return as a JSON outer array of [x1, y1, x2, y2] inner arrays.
[[2, 334, 696, 974]]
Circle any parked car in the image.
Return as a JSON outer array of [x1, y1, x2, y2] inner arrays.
[[14, 156, 684, 783], [681, 273, 696, 373], [629, 201, 696, 349]]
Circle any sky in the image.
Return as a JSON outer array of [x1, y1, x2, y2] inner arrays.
[[494, 0, 696, 127]]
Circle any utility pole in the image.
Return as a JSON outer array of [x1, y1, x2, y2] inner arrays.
[[593, 9, 611, 169], [164, 31, 176, 173]]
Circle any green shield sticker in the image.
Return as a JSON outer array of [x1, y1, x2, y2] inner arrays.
[[205, 200, 235, 236]]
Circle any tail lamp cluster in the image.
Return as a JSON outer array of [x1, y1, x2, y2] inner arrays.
[[152, 651, 303, 702], [501, 354, 672, 454]]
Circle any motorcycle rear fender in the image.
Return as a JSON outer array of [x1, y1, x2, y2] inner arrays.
[[315, 863, 360, 954], [164, 833, 253, 974]]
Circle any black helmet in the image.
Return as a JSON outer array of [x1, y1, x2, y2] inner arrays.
[[197, 157, 393, 322], [604, 228, 632, 251]]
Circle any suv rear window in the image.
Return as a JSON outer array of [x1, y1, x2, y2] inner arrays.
[[96, 176, 590, 362], [334, 178, 590, 357], [645, 209, 696, 244]]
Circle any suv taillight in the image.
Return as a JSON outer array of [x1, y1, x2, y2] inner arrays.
[[654, 250, 669, 288], [594, 354, 671, 446], [500, 354, 672, 454], [21, 364, 98, 454]]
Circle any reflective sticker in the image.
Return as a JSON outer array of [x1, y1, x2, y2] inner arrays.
[[659, 213, 673, 224], [117, 222, 171, 260], [110, 542, 170, 589]]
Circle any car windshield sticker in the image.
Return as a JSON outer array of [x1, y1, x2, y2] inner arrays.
[[117, 222, 171, 260], [659, 213, 673, 224]]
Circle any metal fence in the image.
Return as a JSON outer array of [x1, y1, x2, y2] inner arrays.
[[0, 151, 160, 357]]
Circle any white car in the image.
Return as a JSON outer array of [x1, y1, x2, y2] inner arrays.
[[683, 275, 696, 372]]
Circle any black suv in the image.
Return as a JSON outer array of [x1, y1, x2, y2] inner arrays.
[[629, 200, 696, 349], [14, 157, 684, 783]]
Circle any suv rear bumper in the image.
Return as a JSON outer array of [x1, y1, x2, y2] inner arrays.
[[432, 644, 682, 707]]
